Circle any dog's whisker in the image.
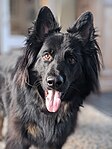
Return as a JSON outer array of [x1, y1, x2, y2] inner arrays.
[[34, 80, 41, 86], [26, 81, 33, 87]]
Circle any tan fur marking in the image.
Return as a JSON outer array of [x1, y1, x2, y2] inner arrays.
[[64, 103, 69, 113], [27, 123, 38, 138]]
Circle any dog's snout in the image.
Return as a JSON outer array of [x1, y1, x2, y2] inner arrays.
[[47, 76, 63, 88]]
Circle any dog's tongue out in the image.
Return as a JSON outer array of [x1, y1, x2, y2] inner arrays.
[[45, 90, 61, 112]]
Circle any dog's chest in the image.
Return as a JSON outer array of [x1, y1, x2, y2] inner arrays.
[[26, 107, 76, 145], [26, 112, 63, 142]]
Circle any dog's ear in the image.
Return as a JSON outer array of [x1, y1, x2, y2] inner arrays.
[[32, 6, 60, 39], [67, 12, 93, 45], [26, 6, 60, 62], [14, 7, 60, 87], [68, 12, 102, 93]]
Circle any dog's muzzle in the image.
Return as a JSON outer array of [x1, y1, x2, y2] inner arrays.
[[46, 75, 64, 89], [44, 75, 64, 113]]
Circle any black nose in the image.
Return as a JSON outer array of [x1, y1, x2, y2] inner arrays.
[[47, 76, 63, 88]]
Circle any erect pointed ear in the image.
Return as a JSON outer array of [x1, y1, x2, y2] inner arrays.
[[14, 7, 60, 87], [34, 6, 60, 39], [67, 12, 94, 45]]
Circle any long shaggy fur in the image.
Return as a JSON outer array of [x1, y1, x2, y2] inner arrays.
[[0, 7, 102, 149]]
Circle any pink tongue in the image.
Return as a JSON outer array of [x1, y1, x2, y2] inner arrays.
[[45, 90, 61, 112]]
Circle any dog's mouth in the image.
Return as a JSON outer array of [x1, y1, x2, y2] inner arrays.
[[45, 90, 61, 113]]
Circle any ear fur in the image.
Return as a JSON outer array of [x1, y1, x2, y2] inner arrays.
[[34, 6, 60, 38], [27, 6, 60, 54], [68, 11, 94, 45]]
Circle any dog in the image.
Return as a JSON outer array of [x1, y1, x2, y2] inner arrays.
[[0, 6, 101, 149]]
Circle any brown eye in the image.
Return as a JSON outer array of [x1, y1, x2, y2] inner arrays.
[[42, 53, 52, 62]]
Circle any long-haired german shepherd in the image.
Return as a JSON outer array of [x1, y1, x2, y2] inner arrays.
[[0, 6, 101, 149]]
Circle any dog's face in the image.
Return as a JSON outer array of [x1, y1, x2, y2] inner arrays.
[[33, 33, 72, 112], [34, 33, 84, 112], [15, 7, 101, 113]]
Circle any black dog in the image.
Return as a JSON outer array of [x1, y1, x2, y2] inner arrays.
[[0, 6, 101, 149]]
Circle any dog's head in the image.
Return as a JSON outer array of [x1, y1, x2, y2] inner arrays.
[[15, 7, 101, 113]]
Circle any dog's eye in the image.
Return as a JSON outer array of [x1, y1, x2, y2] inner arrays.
[[67, 57, 76, 64], [42, 53, 53, 62], [65, 51, 76, 65]]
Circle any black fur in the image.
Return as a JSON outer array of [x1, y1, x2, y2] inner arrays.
[[0, 6, 101, 149]]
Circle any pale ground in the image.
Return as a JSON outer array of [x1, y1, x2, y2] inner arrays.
[[0, 103, 112, 149], [62, 104, 112, 149]]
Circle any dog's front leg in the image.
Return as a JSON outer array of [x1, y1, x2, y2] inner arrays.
[[5, 140, 30, 149], [5, 115, 30, 149], [5, 129, 30, 149]]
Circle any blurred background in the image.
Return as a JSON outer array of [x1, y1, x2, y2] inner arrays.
[[0, 0, 112, 149]]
